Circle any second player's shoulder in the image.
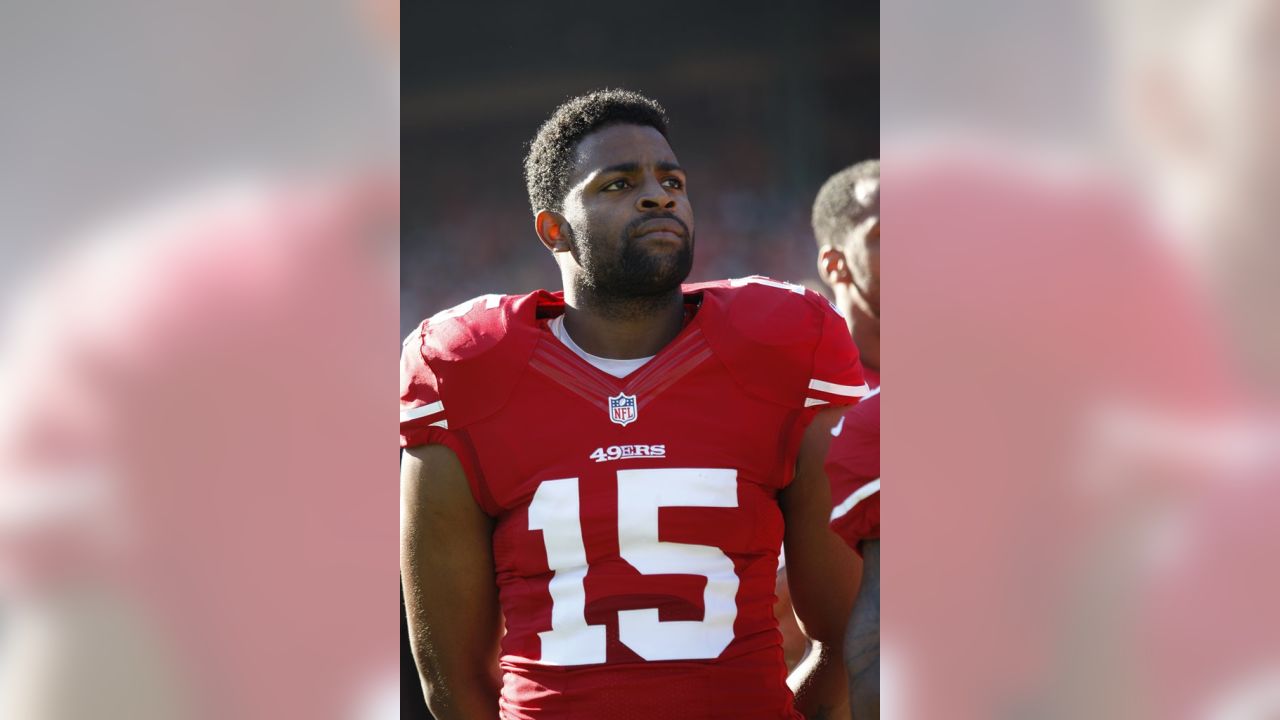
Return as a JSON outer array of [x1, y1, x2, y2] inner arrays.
[[828, 391, 880, 550], [687, 276, 866, 408], [827, 391, 880, 471], [841, 390, 881, 433]]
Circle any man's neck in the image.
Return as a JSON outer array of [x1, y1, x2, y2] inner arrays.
[[849, 307, 880, 374], [561, 286, 686, 360], [835, 282, 880, 371]]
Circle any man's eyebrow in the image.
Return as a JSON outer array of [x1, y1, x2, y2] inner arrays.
[[579, 161, 685, 187], [598, 162, 640, 175], [594, 161, 684, 175]]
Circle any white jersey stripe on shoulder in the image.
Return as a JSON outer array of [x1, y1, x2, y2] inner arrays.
[[728, 276, 807, 294], [865, 386, 881, 398], [804, 398, 829, 408], [809, 379, 871, 397], [429, 419, 448, 429], [400, 400, 444, 423], [831, 479, 880, 522]]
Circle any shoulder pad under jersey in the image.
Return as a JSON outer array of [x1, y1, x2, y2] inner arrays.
[[686, 276, 868, 409], [401, 290, 555, 439]]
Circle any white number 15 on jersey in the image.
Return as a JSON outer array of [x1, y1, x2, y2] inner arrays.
[[527, 468, 740, 665]]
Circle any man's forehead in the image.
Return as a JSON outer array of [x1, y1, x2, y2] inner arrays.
[[570, 124, 678, 181]]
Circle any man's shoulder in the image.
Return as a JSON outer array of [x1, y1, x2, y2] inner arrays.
[[686, 276, 839, 349], [687, 275, 831, 315], [404, 289, 560, 364], [687, 277, 865, 409], [401, 290, 558, 433]]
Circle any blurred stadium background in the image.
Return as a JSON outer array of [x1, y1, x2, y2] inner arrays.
[[401, 2, 878, 715]]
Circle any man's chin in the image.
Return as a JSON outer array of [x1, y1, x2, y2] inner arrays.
[[647, 258, 693, 291], [609, 272, 689, 298]]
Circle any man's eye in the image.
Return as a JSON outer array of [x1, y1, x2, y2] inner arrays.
[[662, 178, 684, 189], [602, 179, 629, 191]]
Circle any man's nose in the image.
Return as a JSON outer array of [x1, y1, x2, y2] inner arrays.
[[636, 177, 676, 211]]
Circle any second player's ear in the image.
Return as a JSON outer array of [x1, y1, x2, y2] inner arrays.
[[817, 245, 849, 286], [535, 210, 573, 253]]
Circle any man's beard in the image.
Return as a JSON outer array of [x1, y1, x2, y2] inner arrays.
[[572, 217, 694, 313]]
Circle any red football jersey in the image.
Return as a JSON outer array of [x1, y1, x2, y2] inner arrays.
[[826, 389, 880, 551], [401, 277, 865, 720]]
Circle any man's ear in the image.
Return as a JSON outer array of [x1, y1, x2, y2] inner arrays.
[[816, 245, 849, 286], [535, 210, 573, 253]]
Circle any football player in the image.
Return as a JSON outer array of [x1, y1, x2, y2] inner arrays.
[[400, 89, 868, 719], [812, 160, 880, 720]]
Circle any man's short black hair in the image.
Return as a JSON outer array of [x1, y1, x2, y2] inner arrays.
[[524, 89, 670, 214], [812, 159, 880, 247]]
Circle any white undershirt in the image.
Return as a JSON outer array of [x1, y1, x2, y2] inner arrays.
[[548, 315, 655, 379]]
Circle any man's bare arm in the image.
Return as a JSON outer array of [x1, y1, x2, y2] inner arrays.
[[400, 444, 502, 720], [847, 539, 880, 720], [780, 407, 860, 718]]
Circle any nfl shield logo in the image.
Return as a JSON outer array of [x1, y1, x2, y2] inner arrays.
[[607, 392, 638, 427]]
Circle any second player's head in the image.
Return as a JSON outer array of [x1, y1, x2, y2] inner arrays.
[[813, 159, 880, 321], [525, 89, 695, 304]]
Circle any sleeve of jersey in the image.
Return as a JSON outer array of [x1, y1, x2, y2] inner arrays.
[[400, 327, 448, 446], [829, 476, 880, 554], [777, 293, 871, 490], [400, 328, 500, 516], [399, 328, 479, 474], [804, 296, 869, 409]]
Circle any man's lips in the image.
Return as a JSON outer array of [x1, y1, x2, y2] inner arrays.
[[631, 218, 687, 240]]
